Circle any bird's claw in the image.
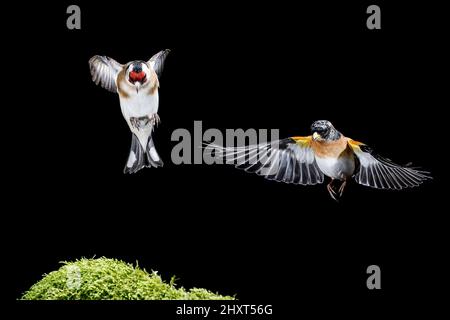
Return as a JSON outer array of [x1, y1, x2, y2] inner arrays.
[[327, 184, 339, 201], [130, 117, 140, 131], [149, 113, 160, 127], [327, 179, 342, 202], [327, 179, 347, 201], [338, 180, 347, 197], [130, 114, 160, 130]]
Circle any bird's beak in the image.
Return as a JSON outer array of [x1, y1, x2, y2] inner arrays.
[[135, 82, 141, 93], [313, 132, 321, 141]]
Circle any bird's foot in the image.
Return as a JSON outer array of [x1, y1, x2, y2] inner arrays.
[[149, 113, 160, 127], [327, 180, 339, 202], [130, 117, 140, 131], [130, 115, 160, 130], [338, 180, 347, 197]]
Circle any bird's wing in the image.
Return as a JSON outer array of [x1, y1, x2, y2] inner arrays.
[[204, 136, 324, 185], [148, 49, 170, 77], [89, 55, 123, 93], [348, 139, 431, 189]]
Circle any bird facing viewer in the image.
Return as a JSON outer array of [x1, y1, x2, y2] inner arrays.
[[89, 50, 170, 173]]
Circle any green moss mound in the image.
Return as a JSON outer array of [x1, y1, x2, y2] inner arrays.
[[21, 257, 234, 300]]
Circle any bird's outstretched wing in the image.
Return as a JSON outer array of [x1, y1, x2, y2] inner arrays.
[[148, 49, 170, 77], [204, 136, 324, 185], [348, 139, 431, 189], [89, 56, 123, 93]]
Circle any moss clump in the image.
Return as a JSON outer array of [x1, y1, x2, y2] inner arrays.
[[21, 257, 234, 300]]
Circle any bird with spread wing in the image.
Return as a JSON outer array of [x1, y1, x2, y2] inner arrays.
[[205, 120, 431, 200], [89, 50, 170, 173]]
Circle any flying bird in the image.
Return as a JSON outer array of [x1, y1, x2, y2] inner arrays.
[[205, 120, 431, 200], [89, 49, 170, 173]]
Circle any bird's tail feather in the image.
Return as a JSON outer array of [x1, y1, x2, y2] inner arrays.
[[146, 137, 163, 168], [124, 134, 163, 174]]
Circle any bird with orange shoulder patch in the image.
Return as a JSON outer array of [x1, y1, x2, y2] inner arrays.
[[205, 120, 431, 201], [89, 50, 170, 173]]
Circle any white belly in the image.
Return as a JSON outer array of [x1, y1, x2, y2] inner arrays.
[[119, 91, 158, 119], [315, 156, 355, 180], [119, 91, 159, 148]]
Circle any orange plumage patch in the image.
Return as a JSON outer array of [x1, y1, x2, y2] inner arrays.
[[347, 139, 366, 152], [311, 136, 349, 158], [292, 136, 312, 146], [117, 69, 129, 98]]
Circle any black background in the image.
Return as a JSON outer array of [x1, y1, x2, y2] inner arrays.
[[5, 0, 448, 317]]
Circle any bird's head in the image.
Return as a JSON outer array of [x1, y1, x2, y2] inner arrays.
[[126, 61, 150, 92], [311, 120, 341, 141]]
